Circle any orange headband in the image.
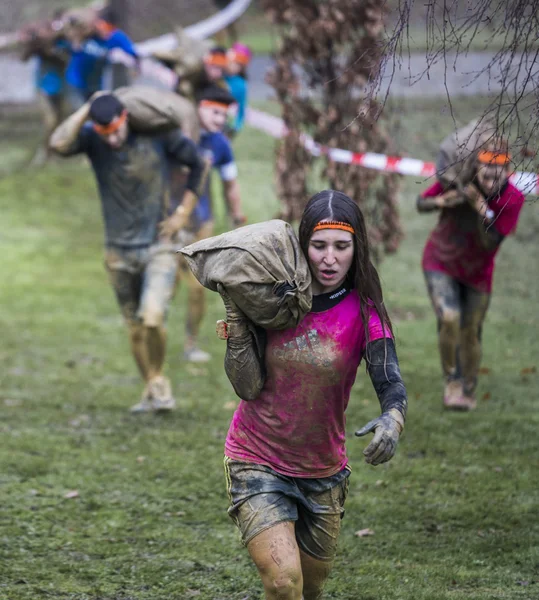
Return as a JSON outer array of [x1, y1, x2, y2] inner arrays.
[[228, 49, 250, 66], [93, 110, 127, 135], [313, 221, 355, 234], [477, 150, 511, 166], [204, 53, 228, 68], [199, 100, 230, 111]]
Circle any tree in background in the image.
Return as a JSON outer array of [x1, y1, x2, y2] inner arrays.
[[261, 0, 404, 260]]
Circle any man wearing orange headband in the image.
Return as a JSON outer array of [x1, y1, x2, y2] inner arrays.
[[50, 92, 205, 413], [171, 47, 230, 102], [173, 84, 246, 363], [417, 137, 525, 411]]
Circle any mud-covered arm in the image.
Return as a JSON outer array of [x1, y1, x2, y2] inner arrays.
[[417, 189, 463, 213], [355, 338, 408, 466], [216, 284, 266, 401], [464, 183, 505, 251], [49, 102, 91, 155]]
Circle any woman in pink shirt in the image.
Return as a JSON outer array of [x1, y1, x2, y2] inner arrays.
[[418, 139, 525, 410], [217, 190, 408, 600]]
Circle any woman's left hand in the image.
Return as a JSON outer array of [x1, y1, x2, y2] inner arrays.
[[355, 408, 404, 466]]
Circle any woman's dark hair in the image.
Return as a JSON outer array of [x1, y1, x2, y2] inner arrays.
[[298, 189, 393, 341]]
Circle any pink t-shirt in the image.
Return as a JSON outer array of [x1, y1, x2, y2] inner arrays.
[[225, 290, 391, 478], [421, 181, 525, 293]]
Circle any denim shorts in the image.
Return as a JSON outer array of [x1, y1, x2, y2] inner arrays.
[[224, 457, 350, 562]]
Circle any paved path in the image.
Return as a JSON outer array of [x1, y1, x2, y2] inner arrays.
[[0, 51, 536, 104]]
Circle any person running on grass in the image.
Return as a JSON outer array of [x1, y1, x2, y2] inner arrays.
[[217, 190, 408, 600], [417, 137, 525, 411], [173, 84, 246, 363], [49, 92, 204, 413]]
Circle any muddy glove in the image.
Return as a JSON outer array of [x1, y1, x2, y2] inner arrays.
[[216, 283, 249, 340], [355, 408, 405, 466]]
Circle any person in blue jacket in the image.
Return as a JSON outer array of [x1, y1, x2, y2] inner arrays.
[[63, 9, 138, 110], [224, 43, 252, 137], [18, 11, 71, 164]]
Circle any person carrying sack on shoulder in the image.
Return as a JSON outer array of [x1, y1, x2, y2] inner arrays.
[[417, 137, 525, 411], [49, 92, 205, 413], [173, 84, 246, 363], [215, 190, 408, 600]]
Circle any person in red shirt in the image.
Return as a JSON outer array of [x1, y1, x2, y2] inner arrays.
[[417, 139, 525, 410]]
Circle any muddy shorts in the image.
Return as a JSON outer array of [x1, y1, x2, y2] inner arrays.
[[224, 457, 350, 562], [104, 244, 178, 327]]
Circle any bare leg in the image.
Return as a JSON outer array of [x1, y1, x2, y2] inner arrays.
[[299, 549, 333, 600], [424, 271, 468, 407], [247, 522, 304, 600], [146, 325, 167, 379], [128, 322, 152, 382], [460, 286, 490, 402], [185, 272, 206, 350], [424, 271, 462, 381]]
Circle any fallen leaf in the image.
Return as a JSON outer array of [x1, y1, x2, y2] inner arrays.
[[355, 528, 375, 537], [520, 366, 537, 375], [478, 367, 491, 374], [415, 392, 422, 400], [375, 479, 385, 487], [223, 401, 237, 410], [477, 530, 485, 537], [136, 456, 146, 463], [481, 392, 491, 401], [64, 490, 80, 499], [493, 466, 503, 473], [185, 590, 201, 598], [175, 511, 186, 517], [4, 398, 22, 407]]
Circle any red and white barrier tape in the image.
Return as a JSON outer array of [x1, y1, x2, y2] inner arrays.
[[245, 107, 539, 196]]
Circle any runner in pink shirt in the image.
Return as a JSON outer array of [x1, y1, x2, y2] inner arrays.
[[418, 138, 525, 411], [217, 190, 408, 600]]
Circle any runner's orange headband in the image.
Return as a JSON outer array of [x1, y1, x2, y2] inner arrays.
[[227, 49, 251, 66], [199, 100, 230, 111], [477, 150, 511, 166], [93, 110, 128, 135], [204, 53, 228, 68], [313, 221, 355, 235]]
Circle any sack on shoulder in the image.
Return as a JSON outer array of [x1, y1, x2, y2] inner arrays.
[[114, 85, 199, 140], [179, 220, 312, 330], [437, 117, 496, 190]]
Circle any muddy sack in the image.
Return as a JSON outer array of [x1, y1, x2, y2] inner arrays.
[[114, 85, 199, 140], [437, 117, 496, 190], [179, 220, 312, 330]]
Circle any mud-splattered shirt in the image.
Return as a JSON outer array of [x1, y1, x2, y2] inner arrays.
[[225, 288, 390, 478], [421, 181, 525, 293], [70, 125, 203, 248]]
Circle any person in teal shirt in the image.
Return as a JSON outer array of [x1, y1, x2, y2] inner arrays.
[[224, 43, 252, 136]]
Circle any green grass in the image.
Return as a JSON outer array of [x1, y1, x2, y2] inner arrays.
[[0, 97, 538, 600]]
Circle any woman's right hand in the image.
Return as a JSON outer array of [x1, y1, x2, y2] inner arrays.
[[435, 189, 464, 208], [216, 283, 248, 339]]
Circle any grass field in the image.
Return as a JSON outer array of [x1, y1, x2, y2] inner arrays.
[[0, 96, 538, 600]]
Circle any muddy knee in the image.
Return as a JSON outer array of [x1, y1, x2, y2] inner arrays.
[[264, 569, 302, 599], [439, 307, 460, 331], [140, 303, 166, 328], [128, 322, 145, 343]]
